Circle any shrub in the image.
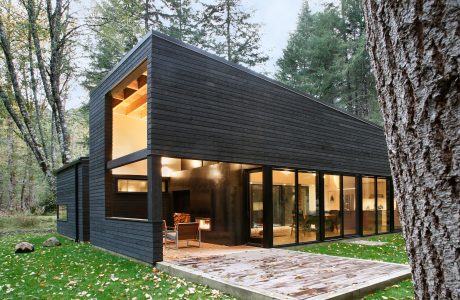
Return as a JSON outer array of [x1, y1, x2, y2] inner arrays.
[[14, 215, 39, 228]]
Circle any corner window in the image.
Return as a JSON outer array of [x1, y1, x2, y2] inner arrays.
[[57, 205, 68, 221]]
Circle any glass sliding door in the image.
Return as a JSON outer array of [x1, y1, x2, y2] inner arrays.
[[298, 171, 318, 243], [272, 170, 296, 245], [324, 174, 341, 238], [362, 176, 376, 235], [377, 178, 388, 233], [343, 176, 357, 235], [249, 171, 263, 243]]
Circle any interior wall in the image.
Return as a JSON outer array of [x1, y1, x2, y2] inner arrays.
[[112, 113, 147, 159], [324, 175, 341, 210]]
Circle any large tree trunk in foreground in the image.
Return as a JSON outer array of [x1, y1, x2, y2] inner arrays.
[[363, 1, 459, 299]]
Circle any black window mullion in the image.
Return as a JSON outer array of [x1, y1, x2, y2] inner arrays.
[[340, 175, 344, 237], [295, 170, 299, 244], [374, 176, 378, 235]]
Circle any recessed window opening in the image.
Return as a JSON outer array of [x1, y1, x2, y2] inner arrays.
[[57, 205, 68, 221]]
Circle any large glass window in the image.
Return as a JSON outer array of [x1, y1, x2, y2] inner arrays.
[[298, 171, 318, 243], [362, 176, 376, 235], [343, 176, 357, 235], [324, 174, 341, 238], [117, 179, 148, 193], [273, 170, 296, 245], [249, 171, 263, 242], [377, 178, 388, 233], [111, 62, 147, 160]]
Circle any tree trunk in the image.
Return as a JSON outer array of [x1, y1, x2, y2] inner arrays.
[[225, 0, 232, 62], [363, 1, 460, 299], [6, 117, 16, 211]]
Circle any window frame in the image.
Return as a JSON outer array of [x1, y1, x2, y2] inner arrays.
[[57, 204, 68, 222]]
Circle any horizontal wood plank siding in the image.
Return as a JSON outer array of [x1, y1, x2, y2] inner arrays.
[[89, 35, 160, 264], [79, 162, 90, 241], [57, 167, 76, 239], [150, 34, 390, 176]]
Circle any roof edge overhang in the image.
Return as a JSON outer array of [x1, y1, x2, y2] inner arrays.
[[90, 30, 383, 131]]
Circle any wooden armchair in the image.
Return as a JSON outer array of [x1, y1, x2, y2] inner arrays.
[[165, 222, 201, 249]]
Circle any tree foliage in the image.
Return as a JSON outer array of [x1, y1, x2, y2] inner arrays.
[[277, 0, 380, 123], [201, 0, 268, 66], [83, 0, 268, 90], [0, 0, 79, 190]]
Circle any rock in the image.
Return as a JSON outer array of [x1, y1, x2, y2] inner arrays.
[[43, 237, 61, 247], [15, 242, 34, 253]]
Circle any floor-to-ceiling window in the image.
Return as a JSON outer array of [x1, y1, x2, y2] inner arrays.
[[324, 174, 341, 238], [377, 178, 388, 233], [298, 171, 318, 243], [249, 171, 263, 243], [343, 176, 357, 235], [362, 176, 376, 235], [273, 170, 296, 246]]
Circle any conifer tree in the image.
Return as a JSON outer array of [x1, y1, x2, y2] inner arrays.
[[201, 0, 268, 66]]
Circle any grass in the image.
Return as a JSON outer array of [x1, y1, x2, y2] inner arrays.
[[0, 233, 235, 299], [0, 215, 56, 234], [296, 233, 408, 264], [294, 233, 414, 299]]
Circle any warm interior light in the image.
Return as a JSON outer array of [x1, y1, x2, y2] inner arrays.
[[161, 167, 173, 177], [196, 218, 211, 231], [191, 160, 202, 168]]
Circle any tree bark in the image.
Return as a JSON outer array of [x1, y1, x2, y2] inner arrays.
[[363, 1, 460, 299], [6, 117, 16, 211]]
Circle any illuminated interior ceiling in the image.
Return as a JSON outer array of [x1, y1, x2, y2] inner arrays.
[[112, 67, 148, 120]]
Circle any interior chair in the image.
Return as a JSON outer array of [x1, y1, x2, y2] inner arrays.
[[165, 222, 201, 249]]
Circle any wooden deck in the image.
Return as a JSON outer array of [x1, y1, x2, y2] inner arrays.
[[158, 248, 411, 299]]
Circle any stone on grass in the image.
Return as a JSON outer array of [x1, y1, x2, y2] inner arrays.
[[43, 237, 61, 247], [15, 242, 35, 253]]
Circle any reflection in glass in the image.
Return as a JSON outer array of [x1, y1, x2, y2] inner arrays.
[[249, 172, 263, 241], [298, 172, 318, 242], [362, 176, 376, 235], [377, 178, 388, 233], [273, 170, 296, 245], [343, 176, 357, 235], [324, 174, 341, 238]]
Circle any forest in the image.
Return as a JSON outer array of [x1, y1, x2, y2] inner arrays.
[[0, 0, 381, 213]]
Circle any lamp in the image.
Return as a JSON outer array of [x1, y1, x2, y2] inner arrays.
[[195, 217, 211, 231]]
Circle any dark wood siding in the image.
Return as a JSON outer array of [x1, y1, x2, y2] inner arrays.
[[149, 33, 390, 176], [56, 159, 89, 241], [89, 35, 160, 263], [57, 167, 76, 239], [79, 163, 90, 241]]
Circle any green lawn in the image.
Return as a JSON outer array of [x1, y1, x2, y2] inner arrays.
[[0, 215, 56, 235], [0, 234, 235, 299], [294, 233, 414, 299]]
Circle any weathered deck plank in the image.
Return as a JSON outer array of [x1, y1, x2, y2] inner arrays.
[[158, 248, 411, 300]]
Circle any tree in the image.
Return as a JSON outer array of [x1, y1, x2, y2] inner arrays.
[[277, 0, 380, 123], [277, 2, 344, 104], [83, 0, 146, 90], [201, 0, 268, 67], [363, 1, 459, 298], [0, 0, 78, 190], [160, 0, 206, 46]]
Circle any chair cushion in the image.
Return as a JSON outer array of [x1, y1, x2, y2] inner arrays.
[[166, 232, 176, 240]]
